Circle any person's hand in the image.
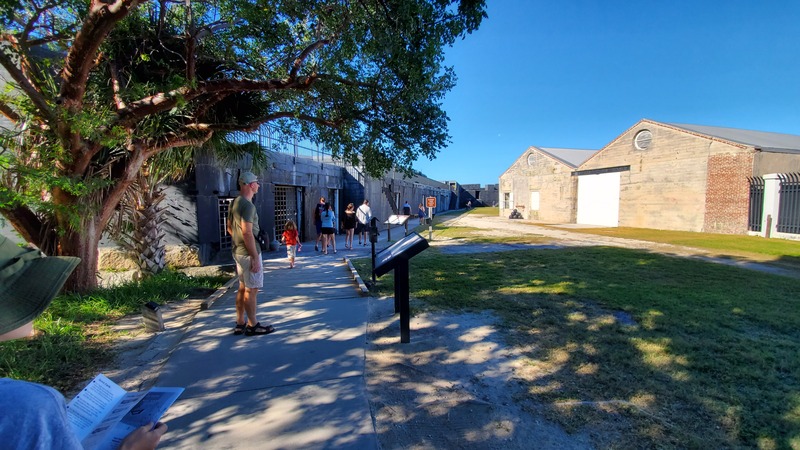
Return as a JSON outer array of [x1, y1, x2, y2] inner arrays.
[[250, 255, 262, 273], [118, 422, 168, 450]]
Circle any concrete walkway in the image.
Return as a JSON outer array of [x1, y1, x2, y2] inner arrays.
[[155, 229, 407, 449]]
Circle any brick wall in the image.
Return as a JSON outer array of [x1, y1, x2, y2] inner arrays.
[[703, 151, 753, 234]]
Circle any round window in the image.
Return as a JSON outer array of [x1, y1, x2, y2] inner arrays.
[[634, 130, 653, 150], [527, 153, 536, 166]]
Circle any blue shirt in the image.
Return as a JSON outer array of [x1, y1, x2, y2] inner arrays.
[[0, 378, 83, 449], [321, 210, 336, 228]]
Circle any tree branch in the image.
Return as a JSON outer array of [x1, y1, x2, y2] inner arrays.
[[108, 59, 127, 110], [60, 0, 140, 109], [0, 100, 21, 123], [145, 130, 213, 156], [117, 76, 319, 124], [0, 205, 45, 247], [290, 39, 330, 79], [184, 111, 344, 132], [0, 45, 56, 122]]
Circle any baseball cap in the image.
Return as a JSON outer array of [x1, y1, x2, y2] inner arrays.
[[238, 171, 258, 185], [0, 235, 80, 335]]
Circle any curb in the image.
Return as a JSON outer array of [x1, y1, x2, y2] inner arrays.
[[200, 277, 238, 310], [344, 257, 370, 295]]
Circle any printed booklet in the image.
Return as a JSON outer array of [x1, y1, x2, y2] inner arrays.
[[66, 373, 184, 450]]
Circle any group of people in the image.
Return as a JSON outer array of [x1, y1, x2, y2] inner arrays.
[[312, 197, 373, 253]]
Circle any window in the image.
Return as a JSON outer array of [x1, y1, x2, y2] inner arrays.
[[503, 192, 512, 209], [634, 130, 653, 150]]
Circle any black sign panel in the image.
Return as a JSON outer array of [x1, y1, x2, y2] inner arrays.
[[373, 232, 429, 277]]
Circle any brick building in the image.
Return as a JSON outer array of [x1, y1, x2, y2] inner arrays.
[[500, 119, 800, 237], [576, 119, 800, 234]]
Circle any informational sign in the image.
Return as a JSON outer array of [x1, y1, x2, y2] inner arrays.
[[384, 215, 410, 225], [425, 196, 436, 208], [373, 232, 429, 278]]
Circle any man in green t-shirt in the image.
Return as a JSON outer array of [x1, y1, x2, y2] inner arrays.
[[226, 171, 275, 336]]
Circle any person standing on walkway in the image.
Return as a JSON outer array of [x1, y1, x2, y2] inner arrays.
[[402, 200, 411, 216], [418, 203, 426, 225], [356, 199, 372, 246], [0, 236, 169, 450], [342, 203, 357, 249], [313, 197, 326, 251], [320, 203, 337, 254], [227, 171, 275, 336], [282, 220, 299, 269]]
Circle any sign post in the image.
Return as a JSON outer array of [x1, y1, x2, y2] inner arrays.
[[373, 233, 430, 343], [425, 197, 436, 240]]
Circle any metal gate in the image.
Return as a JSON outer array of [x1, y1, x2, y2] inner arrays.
[[777, 173, 800, 234], [747, 176, 764, 232], [275, 185, 301, 242], [218, 198, 234, 250]]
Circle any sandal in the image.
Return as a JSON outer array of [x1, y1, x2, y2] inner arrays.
[[245, 322, 276, 336], [233, 322, 246, 336]]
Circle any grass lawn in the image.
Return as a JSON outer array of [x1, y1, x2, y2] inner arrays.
[[0, 270, 229, 393], [548, 226, 800, 268], [354, 217, 800, 448]]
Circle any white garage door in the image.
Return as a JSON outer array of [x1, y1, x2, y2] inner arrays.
[[577, 172, 620, 226]]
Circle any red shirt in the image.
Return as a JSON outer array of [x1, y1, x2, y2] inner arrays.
[[282, 229, 298, 245]]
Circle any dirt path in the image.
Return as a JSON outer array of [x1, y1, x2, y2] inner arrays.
[[437, 213, 800, 279]]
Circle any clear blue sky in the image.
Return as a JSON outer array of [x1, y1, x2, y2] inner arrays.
[[413, 1, 800, 186]]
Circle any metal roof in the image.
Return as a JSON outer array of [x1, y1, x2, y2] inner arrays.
[[539, 147, 598, 168], [667, 123, 800, 153]]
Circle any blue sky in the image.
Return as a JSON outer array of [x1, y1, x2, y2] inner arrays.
[[413, 1, 800, 186]]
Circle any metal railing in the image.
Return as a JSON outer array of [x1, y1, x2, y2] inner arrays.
[[228, 124, 336, 163], [777, 173, 800, 234], [747, 176, 764, 232]]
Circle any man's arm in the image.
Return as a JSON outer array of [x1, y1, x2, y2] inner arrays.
[[240, 219, 262, 273]]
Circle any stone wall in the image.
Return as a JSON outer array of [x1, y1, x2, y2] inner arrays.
[[499, 148, 578, 223], [583, 122, 722, 231]]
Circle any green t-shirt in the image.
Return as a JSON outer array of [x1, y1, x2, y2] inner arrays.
[[229, 196, 260, 256]]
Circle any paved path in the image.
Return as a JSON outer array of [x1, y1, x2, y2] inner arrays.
[[154, 229, 406, 449]]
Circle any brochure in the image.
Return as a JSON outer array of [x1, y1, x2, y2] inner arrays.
[[66, 373, 184, 450]]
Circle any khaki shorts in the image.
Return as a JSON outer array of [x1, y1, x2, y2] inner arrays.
[[286, 244, 297, 259], [234, 253, 264, 289]]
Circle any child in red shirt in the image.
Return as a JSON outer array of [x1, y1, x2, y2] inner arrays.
[[282, 220, 299, 268]]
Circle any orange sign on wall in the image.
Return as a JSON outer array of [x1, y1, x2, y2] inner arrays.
[[425, 197, 436, 208]]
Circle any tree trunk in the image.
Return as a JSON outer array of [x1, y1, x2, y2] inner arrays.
[[131, 188, 167, 277], [59, 218, 101, 293]]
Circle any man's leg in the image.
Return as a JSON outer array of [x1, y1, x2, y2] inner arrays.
[[236, 284, 247, 325], [244, 287, 259, 327]]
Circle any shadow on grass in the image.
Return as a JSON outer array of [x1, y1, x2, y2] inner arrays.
[[376, 246, 800, 448]]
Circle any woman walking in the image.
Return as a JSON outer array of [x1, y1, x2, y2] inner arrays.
[[320, 203, 337, 254], [342, 203, 357, 249], [313, 197, 326, 251]]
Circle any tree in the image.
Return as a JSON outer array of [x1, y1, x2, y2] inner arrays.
[[0, 0, 486, 292]]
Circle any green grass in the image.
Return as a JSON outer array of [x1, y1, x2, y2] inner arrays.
[[353, 224, 800, 448], [551, 226, 800, 266], [0, 270, 229, 393]]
